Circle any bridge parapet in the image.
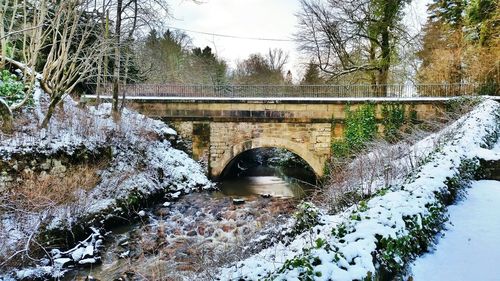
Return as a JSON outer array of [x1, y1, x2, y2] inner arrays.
[[91, 83, 481, 99]]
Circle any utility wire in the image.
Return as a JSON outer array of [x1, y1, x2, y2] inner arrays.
[[164, 25, 295, 42]]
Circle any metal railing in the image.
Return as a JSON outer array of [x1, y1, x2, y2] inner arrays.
[[88, 83, 483, 98]]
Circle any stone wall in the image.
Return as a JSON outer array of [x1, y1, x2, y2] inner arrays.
[[130, 99, 447, 179], [128, 99, 446, 123], [208, 122, 331, 178], [0, 146, 111, 192]]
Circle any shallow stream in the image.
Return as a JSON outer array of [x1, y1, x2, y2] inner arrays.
[[66, 166, 315, 280]]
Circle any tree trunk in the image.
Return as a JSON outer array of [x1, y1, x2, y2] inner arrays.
[[378, 27, 391, 97], [0, 8, 6, 68], [121, 51, 130, 111], [0, 98, 13, 133], [40, 96, 60, 128], [112, 0, 122, 114], [369, 41, 377, 96]]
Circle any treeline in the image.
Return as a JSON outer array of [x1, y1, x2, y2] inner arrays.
[[418, 0, 498, 94], [0, 0, 297, 128], [136, 30, 295, 85], [295, 0, 499, 94], [0, 0, 498, 129]]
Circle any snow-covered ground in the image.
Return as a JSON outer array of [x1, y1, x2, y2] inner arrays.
[[410, 180, 500, 281], [218, 99, 500, 280], [410, 140, 500, 280], [0, 93, 213, 279]]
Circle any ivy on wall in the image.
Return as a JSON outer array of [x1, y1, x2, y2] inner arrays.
[[332, 102, 414, 158], [381, 103, 406, 143]]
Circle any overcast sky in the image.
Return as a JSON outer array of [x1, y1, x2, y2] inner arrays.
[[170, 0, 432, 79]]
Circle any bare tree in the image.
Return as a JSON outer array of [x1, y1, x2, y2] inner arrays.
[[266, 48, 289, 72], [112, 0, 123, 114], [39, 0, 108, 127], [0, 0, 48, 128], [94, 0, 172, 114], [233, 48, 289, 85], [296, 0, 410, 95]]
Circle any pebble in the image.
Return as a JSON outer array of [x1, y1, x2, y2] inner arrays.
[[232, 198, 245, 205]]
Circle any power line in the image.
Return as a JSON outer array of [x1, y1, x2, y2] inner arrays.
[[164, 25, 295, 42]]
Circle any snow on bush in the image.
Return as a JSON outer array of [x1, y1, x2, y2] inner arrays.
[[36, 102, 213, 230], [0, 95, 212, 278], [218, 99, 499, 280]]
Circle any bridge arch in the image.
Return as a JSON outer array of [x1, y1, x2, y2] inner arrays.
[[211, 137, 325, 179]]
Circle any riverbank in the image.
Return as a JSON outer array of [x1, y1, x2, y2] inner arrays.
[[217, 99, 500, 280], [0, 94, 212, 279]]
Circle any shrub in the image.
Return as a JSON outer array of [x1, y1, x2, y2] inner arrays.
[[291, 202, 321, 235], [0, 70, 27, 106]]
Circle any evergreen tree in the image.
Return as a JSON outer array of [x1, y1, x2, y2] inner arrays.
[[428, 0, 466, 27], [301, 62, 323, 85], [191, 46, 228, 85], [418, 0, 499, 94], [418, 0, 466, 85]]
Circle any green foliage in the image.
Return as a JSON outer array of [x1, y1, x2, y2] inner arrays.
[[272, 238, 330, 280], [0, 70, 27, 106], [331, 139, 351, 158], [444, 96, 482, 114], [428, 0, 466, 27], [315, 237, 327, 249], [443, 158, 480, 203], [377, 156, 480, 276], [192, 46, 228, 85], [301, 62, 323, 85], [467, 0, 496, 25], [276, 255, 317, 281], [376, 203, 446, 274], [345, 104, 377, 148], [409, 105, 418, 125], [331, 222, 348, 238], [292, 202, 321, 235], [332, 103, 377, 157], [275, 150, 484, 280], [375, 187, 390, 197], [332, 102, 411, 156], [358, 200, 369, 212], [419, 0, 498, 86], [381, 103, 406, 142], [140, 29, 227, 85], [477, 79, 499, 95]]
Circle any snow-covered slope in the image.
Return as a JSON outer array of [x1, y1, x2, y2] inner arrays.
[[218, 99, 500, 281], [410, 180, 500, 281]]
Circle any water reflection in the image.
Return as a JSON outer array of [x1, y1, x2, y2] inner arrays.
[[218, 166, 315, 199]]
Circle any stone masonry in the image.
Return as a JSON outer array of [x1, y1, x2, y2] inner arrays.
[[126, 98, 446, 178]]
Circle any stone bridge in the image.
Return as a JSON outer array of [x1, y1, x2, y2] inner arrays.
[[113, 96, 447, 179]]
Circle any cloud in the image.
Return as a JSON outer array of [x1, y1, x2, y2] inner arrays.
[[171, 0, 302, 75]]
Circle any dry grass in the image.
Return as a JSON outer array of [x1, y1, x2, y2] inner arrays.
[[316, 104, 478, 213], [0, 161, 105, 270], [5, 164, 102, 212], [316, 138, 422, 213]]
